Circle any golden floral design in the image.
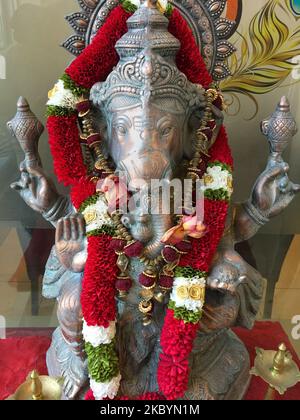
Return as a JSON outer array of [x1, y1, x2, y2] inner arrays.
[[189, 285, 205, 301], [84, 209, 98, 225], [176, 284, 205, 301], [220, 0, 300, 119], [177, 286, 190, 300], [204, 174, 214, 186]]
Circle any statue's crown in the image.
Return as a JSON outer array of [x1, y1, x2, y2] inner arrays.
[[91, 2, 205, 113]]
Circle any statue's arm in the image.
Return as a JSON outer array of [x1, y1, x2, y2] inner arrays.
[[42, 195, 74, 227], [8, 98, 74, 226], [233, 164, 300, 244], [11, 166, 74, 227]]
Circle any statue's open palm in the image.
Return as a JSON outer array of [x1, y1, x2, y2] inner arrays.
[[55, 215, 87, 273]]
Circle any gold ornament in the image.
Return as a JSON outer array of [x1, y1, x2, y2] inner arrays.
[[139, 300, 153, 314], [206, 88, 219, 102], [140, 288, 155, 301], [142, 315, 153, 327]]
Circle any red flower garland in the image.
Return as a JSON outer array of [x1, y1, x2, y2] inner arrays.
[[158, 131, 232, 400], [47, 115, 87, 186], [46, 3, 234, 401], [71, 177, 97, 210], [168, 9, 213, 88], [66, 6, 131, 90], [81, 235, 118, 328]]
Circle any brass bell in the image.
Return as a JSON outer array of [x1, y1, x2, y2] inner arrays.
[[142, 315, 153, 327], [6, 370, 63, 400], [154, 291, 165, 304]]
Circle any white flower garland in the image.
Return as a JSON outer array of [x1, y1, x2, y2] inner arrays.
[[47, 79, 78, 109], [90, 374, 122, 401], [83, 320, 116, 347], [81, 195, 120, 400]]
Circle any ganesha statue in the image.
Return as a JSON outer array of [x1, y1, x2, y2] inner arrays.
[[7, 1, 299, 400]]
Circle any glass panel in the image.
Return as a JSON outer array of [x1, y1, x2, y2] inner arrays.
[[0, 0, 74, 331], [223, 0, 300, 357]]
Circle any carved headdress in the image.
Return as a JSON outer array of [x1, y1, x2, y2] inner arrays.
[[90, 1, 206, 114]]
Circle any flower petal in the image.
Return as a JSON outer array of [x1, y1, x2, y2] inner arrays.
[[161, 225, 185, 245]]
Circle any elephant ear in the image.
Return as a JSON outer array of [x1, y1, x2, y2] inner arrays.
[[184, 103, 224, 159]]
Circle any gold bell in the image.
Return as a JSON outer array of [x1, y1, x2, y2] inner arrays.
[[154, 291, 165, 304], [142, 315, 153, 327]]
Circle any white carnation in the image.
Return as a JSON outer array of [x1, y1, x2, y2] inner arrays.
[[47, 79, 77, 109], [83, 320, 116, 347], [90, 374, 122, 401], [95, 196, 111, 217]]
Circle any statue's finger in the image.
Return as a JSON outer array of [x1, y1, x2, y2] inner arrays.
[[19, 161, 27, 172], [11, 174, 30, 191], [21, 171, 31, 185], [26, 166, 44, 179], [63, 218, 71, 241], [292, 183, 300, 194], [28, 175, 37, 197], [70, 216, 79, 241], [55, 219, 64, 244], [77, 214, 86, 238], [264, 165, 289, 183], [10, 181, 23, 191]]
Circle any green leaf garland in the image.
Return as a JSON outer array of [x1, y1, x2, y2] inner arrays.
[[85, 341, 119, 383]]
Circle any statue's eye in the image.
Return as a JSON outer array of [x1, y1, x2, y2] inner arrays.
[[161, 127, 172, 137], [115, 125, 127, 136]]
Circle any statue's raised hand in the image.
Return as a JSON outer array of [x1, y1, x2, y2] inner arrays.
[[11, 166, 59, 214], [251, 164, 300, 219], [55, 214, 87, 273]]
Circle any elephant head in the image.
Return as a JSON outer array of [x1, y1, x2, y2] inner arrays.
[[90, 3, 223, 258]]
